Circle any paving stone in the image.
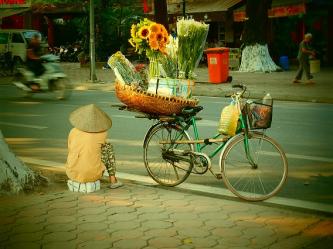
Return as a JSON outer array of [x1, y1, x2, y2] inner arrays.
[[48, 201, 78, 209], [77, 222, 108, 231], [4, 241, 40, 249], [135, 193, 160, 200], [182, 236, 218, 248], [0, 232, 9, 243], [268, 235, 314, 249], [47, 215, 76, 224], [42, 241, 78, 249], [77, 230, 111, 242], [211, 227, 244, 238], [0, 216, 16, 226], [112, 238, 148, 249], [14, 214, 47, 225], [205, 218, 236, 229], [177, 227, 211, 238], [144, 228, 178, 238], [77, 201, 104, 209], [136, 206, 166, 214], [9, 231, 44, 242], [77, 240, 113, 249], [234, 220, 266, 229], [47, 208, 77, 216], [44, 223, 76, 232], [133, 200, 162, 208], [138, 212, 170, 221], [17, 207, 47, 217], [242, 227, 275, 239], [54, 195, 78, 202], [79, 194, 106, 203], [159, 193, 191, 200], [148, 237, 182, 248], [109, 220, 141, 231], [162, 199, 191, 207], [42, 231, 76, 242], [198, 211, 229, 220], [169, 212, 199, 220], [12, 223, 45, 233], [78, 207, 107, 215], [173, 219, 204, 228], [141, 220, 173, 230], [218, 236, 251, 247], [107, 212, 138, 222], [110, 229, 145, 240], [106, 199, 135, 207], [77, 214, 107, 223], [250, 235, 277, 248], [104, 206, 137, 214]]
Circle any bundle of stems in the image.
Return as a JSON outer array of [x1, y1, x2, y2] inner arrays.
[[177, 18, 209, 79]]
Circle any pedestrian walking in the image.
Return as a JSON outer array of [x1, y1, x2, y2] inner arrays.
[[66, 104, 123, 193], [293, 33, 316, 84]]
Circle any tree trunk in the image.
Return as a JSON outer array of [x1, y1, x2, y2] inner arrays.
[[0, 130, 47, 194], [240, 0, 279, 72], [154, 0, 169, 31]]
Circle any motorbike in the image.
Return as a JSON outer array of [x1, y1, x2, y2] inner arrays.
[[13, 54, 72, 100]]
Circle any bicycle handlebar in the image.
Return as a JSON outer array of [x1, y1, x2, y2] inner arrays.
[[225, 84, 247, 98]]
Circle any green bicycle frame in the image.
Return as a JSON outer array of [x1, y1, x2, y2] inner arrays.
[[179, 111, 257, 166]]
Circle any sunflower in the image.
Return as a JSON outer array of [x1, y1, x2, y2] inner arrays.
[[130, 24, 136, 38], [149, 23, 160, 33], [138, 26, 150, 39], [155, 32, 164, 42], [149, 39, 159, 50]]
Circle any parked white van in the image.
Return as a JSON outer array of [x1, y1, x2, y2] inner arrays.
[[0, 29, 48, 68]]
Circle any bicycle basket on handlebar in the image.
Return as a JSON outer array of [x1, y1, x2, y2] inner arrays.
[[246, 101, 272, 129]]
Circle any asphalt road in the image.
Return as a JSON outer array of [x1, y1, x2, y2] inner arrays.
[[0, 84, 333, 205]]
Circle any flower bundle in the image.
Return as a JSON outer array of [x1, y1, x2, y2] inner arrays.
[[177, 18, 209, 79], [129, 18, 169, 56], [108, 51, 143, 87], [129, 18, 170, 79], [159, 35, 178, 78]]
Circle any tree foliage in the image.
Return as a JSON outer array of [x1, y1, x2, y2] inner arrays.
[[31, 0, 143, 60]]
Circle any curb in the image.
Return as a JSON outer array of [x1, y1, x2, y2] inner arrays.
[[22, 157, 333, 216]]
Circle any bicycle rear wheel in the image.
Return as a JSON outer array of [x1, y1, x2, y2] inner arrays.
[[143, 123, 194, 187], [220, 132, 288, 201]]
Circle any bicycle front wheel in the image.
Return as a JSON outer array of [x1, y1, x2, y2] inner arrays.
[[143, 123, 194, 187], [220, 132, 288, 201]]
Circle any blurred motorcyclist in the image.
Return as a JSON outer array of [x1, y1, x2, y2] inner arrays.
[[26, 33, 45, 77]]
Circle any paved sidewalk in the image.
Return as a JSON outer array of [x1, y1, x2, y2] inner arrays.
[[0, 166, 333, 249], [61, 63, 333, 103]]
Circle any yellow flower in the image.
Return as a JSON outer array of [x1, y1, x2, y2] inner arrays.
[[130, 24, 136, 38], [149, 23, 160, 33], [138, 26, 150, 39], [149, 39, 159, 50], [156, 32, 164, 42], [129, 19, 169, 55]]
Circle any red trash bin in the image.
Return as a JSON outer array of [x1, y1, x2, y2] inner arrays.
[[204, 47, 230, 84]]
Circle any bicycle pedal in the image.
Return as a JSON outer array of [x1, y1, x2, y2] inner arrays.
[[215, 173, 223, 180]]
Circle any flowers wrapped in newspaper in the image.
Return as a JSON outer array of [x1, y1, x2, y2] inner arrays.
[[108, 51, 144, 88], [129, 18, 169, 79], [159, 35, 178, 78], [177, 18, 209, 79]]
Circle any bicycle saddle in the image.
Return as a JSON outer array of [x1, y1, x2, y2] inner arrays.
[[181, 106, 203, 117]]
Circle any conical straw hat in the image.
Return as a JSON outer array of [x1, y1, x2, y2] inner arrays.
[[69, 104, 112, 132]]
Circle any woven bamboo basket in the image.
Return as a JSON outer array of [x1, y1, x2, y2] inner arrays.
[[115, 81, 199, 115]]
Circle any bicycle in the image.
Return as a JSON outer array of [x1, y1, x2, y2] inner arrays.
[[118, 84, 288, 201]]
